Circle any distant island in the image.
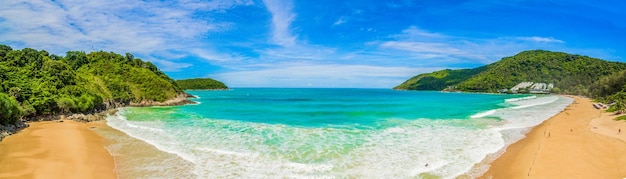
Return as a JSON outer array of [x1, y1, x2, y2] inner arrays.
[[176, 78, 228, 90], [395, 50, 626, 116]]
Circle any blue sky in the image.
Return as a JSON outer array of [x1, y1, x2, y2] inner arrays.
[[1, 0, 624, 88]]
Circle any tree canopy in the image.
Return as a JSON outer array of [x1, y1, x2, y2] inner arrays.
[[589, 70, 626, 115], [0, 44, 190, 125], [393, 67, 486, 90], [176, 78, 228, 90]]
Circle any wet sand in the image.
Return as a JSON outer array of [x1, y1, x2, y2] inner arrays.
[[480, 96, 626, 178], [0, 120, 116, 179]]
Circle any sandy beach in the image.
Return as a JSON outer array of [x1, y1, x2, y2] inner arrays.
[[3, 96, 626, 179], [0, 120, 116, 179], [480, 96, 626, 178]]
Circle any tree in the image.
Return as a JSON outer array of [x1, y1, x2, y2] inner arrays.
[[56, 97, 76, 114], [0, 93, 22, 125], [125, 52, 134, 62], [0, 44, 12, 58], [64, 51, 88, 69]]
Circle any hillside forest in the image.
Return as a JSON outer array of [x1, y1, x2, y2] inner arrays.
[[0, 44, 184, 125], [395, 50, 626, 115]]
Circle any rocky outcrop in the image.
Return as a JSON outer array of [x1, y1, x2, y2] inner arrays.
[[0, 122, 29, 142], [129, 93, 197, 107], [66, 109, 117, 123]]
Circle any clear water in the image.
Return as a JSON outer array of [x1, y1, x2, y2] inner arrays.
[[105, 88, 573, 178]]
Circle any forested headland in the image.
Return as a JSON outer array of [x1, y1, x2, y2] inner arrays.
[[0, 44, 189, 126], [176, 78, 228, 90], [395, 50, 626, 115]]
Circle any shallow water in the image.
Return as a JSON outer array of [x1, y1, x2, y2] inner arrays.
[[105, 89, 572, 178]]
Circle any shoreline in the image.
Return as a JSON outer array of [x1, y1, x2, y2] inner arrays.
[[5, 94, 626, 178], [479, 96, 626, 178], [0, 92, 197, 179], [0, 120, 117, 179]]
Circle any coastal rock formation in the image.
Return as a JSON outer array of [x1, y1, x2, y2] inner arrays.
[[67, 113, 104, 123], [0, 122, 28, 142], [129, 93, 197, 107]]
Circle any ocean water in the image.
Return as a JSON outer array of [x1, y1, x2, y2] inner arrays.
[[104, 88, 573, 178]]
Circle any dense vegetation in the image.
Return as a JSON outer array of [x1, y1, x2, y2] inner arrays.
[[176, 78, 228, 90], [395, 50, 626, 115], [0, 44, 184, 125], [393, 67, 486, 90], [395, 50, 626, 94], [590, 70, 626, 115]]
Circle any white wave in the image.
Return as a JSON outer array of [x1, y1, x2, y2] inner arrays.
[[470, 109, 497, 118], [194, 147, 259, 158], [125, 123, 164, 132], [106, 111, 197, 164], [504, 95, 537, 102], [509, 96, 559, 109], [187, 101, 202, 105], [283, 162, 334, 173]]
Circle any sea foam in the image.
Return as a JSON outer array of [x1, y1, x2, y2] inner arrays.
[[104, 90, 572, 178]]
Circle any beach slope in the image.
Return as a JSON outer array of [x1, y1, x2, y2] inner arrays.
[[0, 120, 116, 179], [480, 96, 626, 178]]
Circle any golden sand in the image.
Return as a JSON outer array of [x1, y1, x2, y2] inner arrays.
[[0, 120, 116, 179], [480, 96, 626, 178]]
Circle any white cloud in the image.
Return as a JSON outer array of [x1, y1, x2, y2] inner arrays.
[[333, 16, 348, 26], [380, 41, 461, 54], [263, 0, 297, 46], [0, 0, 251, 71], [189, 48, 247, 62], [178, 0, 254, 12], [149, 58, 193, 72], [396, 26, 446, 39], [516, 36, 565, 43], [256, 0, 342, 63], [213, 64, 441, 88], [375, 26, 569, 64]]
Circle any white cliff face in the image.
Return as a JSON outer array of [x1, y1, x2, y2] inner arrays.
[[509, 82, 554, 93]]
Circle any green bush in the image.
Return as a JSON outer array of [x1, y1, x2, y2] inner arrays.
[[0, 93, 22, 125]]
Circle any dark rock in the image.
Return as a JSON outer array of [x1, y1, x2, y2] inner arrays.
[[130, 93, 198, 107], [0, 122, 28, 142]]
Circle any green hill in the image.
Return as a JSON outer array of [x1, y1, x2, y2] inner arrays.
[[394, 50, 626, 94], [0, 44, 187, 125], [393, 67, 486, 90], [176, 78, 228, 90]]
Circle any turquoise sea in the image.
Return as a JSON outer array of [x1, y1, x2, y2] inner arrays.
[[104, 88, 573, 178]]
